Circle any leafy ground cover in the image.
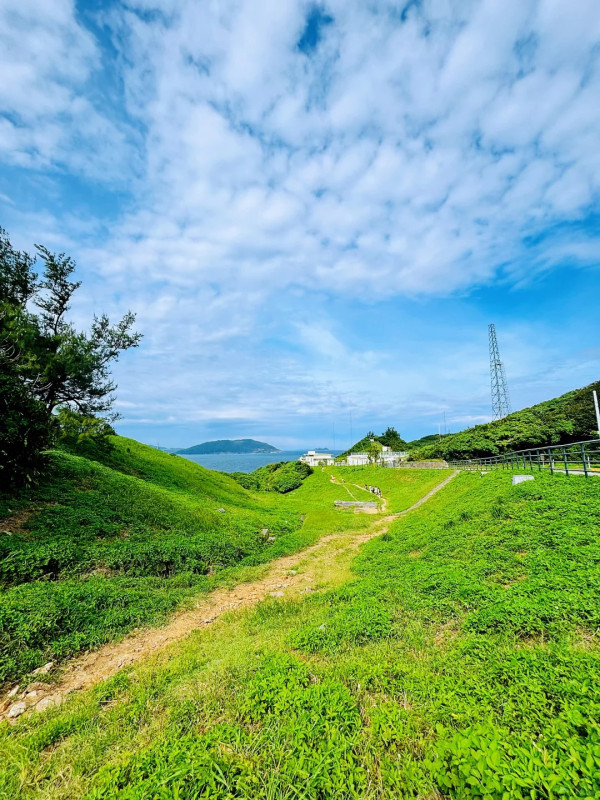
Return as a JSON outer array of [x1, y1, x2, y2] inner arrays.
[[0, 439, 294, 684], [2, 469, 599, 798], [0, 440, 440, 686]]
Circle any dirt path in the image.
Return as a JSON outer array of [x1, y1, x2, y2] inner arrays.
[[1, 471, 458, 721], [330, 474, 358, 500]]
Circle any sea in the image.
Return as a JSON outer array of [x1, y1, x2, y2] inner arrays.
[[179, 451, 341, 473]]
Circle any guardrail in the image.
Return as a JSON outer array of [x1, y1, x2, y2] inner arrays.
[[448, 439, 600, 478]]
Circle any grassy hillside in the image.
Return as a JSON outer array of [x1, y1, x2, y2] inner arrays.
[[2, 470, 599, 798], [231, 460, 313, 493], [329, 464, 452, 513], [415, 379, 600, 460], [0, 438, 300, 684], [0, 439, 443, 686], [406, 432, 452, 449]]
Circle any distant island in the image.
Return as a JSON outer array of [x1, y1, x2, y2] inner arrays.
[[177, 439, 280, 455]]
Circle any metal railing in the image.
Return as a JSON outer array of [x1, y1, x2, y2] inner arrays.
[[448, 439, 600, 478]]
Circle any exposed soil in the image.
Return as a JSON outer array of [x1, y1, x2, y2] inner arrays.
[[0, 507, 37, 535], [0, 471, 458, 722]]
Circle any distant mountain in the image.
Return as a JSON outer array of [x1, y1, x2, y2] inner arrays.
[[177, 439, 280, 455]]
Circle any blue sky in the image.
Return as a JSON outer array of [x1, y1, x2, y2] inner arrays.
[[1, 0, 599, 450]]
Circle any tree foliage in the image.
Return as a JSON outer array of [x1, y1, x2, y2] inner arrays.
[[0, 227, 141, 485], [341, 426, 408, 459]]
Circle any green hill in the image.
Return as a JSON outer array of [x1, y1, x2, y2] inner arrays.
[[339, 426, 408, 459], [406, 432, 452, 449], [413, 379, 600, 461], [177, 439, 279, 454], [0, 437, 298, 683]]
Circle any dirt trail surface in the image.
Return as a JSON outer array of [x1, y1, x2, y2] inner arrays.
[[1, 471, 458, 722]]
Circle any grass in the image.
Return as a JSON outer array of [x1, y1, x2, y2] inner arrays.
[[0, 438, 302, 684], [329, 464, 452, 512], [0, 440, 443, 686], [2, 467, 599, 797]]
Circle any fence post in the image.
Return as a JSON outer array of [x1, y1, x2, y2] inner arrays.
[[536, 449, 541, 471], [547, 447, 554, 475], [562, 446, 569, 476], [581, 444, 588, 478], [528, 451, 533, 471]]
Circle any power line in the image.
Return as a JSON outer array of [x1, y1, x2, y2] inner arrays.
[[488, 323, 511, 421]]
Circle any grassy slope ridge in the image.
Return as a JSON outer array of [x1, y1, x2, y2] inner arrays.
[[415, 378, 600, 460], [2, 470, 598, 798], [0, 438, 297, 684]]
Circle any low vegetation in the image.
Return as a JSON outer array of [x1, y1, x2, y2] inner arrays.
[[0, 438, 300, 684], [413, 379, 600, 461], [2, 461, 598, 798], [0, 439, 442, 687], [230, 460, 313, 493]]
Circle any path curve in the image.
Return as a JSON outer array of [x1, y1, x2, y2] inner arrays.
[[0, 471, 458, 721]]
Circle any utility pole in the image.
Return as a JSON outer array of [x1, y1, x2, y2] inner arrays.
[[489, 324, 512, 420], [594, 390, 600, 438]]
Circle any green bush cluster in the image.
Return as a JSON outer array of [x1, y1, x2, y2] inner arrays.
[[230, 460, 312, 493], [340, 426, 408, 458]]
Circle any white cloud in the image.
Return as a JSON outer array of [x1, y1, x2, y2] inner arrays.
[[1, 0, 599, 442], [0, 0, 137, 179]]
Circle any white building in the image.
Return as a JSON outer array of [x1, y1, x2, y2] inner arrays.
[[300, 450, 335, 467], [347, 452, 370, 466], [344, 446, 409, 467]]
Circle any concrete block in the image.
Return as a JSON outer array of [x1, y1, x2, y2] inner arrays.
[[512, 475, 534, 485]]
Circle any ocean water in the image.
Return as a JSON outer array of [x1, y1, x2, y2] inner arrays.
[[179, 451, 304, 473]]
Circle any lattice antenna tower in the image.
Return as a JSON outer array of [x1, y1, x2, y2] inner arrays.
[[488, 323, 511, 420]]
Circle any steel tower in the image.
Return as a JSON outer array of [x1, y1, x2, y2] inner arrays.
[[488, 323, 511, 420]]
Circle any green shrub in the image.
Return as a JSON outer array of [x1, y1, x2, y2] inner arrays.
[[231, 460, 312, 493]]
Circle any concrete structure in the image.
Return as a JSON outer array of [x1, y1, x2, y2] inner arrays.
[[512, 475, 534, 485], [300, 450, 335, 467]]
